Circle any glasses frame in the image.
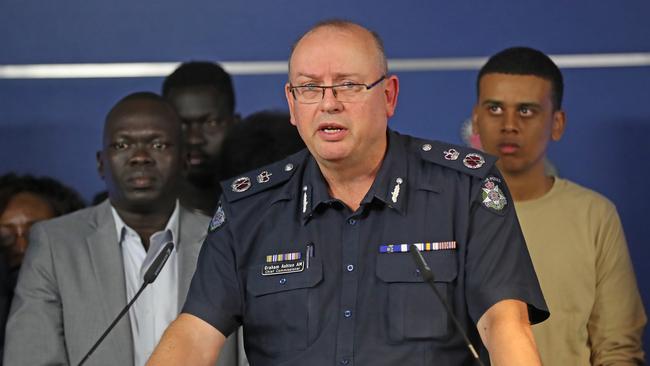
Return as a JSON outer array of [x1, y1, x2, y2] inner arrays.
[[289, 75, 387, 104]]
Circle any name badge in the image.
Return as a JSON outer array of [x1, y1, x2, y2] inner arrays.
[[262, 260, 305, 276]]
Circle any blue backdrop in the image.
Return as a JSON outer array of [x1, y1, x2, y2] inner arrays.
[[1, 0, 648, 352]]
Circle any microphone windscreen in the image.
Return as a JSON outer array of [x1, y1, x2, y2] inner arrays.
[[143, 242, 174, 284]]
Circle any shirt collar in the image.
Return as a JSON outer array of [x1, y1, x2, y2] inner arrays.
[[299, 157, 337, 224], [361, 130, 408, 214], [299, 129, 408, 223], [110, 200, 181, 251]]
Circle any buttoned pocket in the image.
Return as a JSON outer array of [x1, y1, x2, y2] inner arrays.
[[245, 258, 323, 353], [376, 250, 458, 342]]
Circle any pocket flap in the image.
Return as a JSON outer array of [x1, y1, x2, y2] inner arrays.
[[376, 250, 457, 283], [247, 259, 323, 296]]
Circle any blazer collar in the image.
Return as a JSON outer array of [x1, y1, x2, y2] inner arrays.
[[86, 200, 134, 362], [176, 206, 209, 307]]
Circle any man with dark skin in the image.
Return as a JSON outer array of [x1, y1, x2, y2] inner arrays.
[[472, 47, 646, 365], [163, 62, 238, 215], [4, 92, 237, 366], [99, 93, 183, 248], [0, 174, 85, 361]]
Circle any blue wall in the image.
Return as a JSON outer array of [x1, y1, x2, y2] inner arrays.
[[1, 0, 649, 351]]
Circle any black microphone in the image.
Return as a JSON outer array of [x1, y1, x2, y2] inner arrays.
[[409, 244, 486, 366], [77, 242, 174, 366]]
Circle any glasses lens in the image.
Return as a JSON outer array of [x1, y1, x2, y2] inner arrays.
[[333, 85, 365, 102], [296, 88, 321, 103]]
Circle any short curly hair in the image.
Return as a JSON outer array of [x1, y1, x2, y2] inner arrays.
[[0, 173, 86, 217], [477, 46, 564, 110], [217, 110, 305, 181], [162, 61, 236, 116]]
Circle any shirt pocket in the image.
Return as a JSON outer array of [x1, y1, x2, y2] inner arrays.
[[376, 250, 458, 342], [245, 258, 323, 353]]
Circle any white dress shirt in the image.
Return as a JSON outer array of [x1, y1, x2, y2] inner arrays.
[[111, 202, 180, 366]]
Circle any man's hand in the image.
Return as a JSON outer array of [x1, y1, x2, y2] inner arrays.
[[477, 299, 541, 366], [147, 313, 225, 366]]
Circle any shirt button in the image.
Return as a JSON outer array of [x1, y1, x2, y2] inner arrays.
[[340, 359, 350, 365], [347, 218, 356, 225], [344, 310, 352, 318], [279, 278, 287, 285], [346, 264, 354, 272]]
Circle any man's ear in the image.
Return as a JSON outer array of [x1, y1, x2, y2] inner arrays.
[[96, 151, 105, 180], [551, 110, 566, 142], [384, 75, 399, 118], [471, 105, 480, 135], [284, 82, 299, 127]]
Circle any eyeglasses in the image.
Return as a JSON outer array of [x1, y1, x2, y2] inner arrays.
[[289, 75, 386, 104]]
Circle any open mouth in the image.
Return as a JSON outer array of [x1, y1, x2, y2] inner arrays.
[[317, 122, 348, 140], [187, 151, 207, 166], [321, 126, 344, 133]]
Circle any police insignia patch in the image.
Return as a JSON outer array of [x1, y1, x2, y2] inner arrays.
[[481, 176, 507, 211], [209, 203, 226, 231]]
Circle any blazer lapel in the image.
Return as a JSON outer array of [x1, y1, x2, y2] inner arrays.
[[85, 201, 134, 363], [176, 207, 208, 308]]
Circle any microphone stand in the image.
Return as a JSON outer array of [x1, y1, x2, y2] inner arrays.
[[77, 242, 174, 366], [409, 244, 486, 366]]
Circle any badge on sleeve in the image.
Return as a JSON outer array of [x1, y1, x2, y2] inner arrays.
[[481, 176, 508, 211], [209, 203, 226, 232]]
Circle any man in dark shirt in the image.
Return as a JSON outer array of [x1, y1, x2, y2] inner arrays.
[[163, 62, 238, 215], [149, 20, 548, 366]]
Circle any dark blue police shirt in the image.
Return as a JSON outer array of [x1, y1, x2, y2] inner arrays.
[[184, 130, 549, 366]]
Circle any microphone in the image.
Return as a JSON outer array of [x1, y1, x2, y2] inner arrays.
[[77, 242, 174, 366], [409, 244, 486, 366]]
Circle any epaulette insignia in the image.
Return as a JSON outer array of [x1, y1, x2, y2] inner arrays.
[[221, 158, 301, 203], [419, 140, 496, 178], [231, 177, 252, 193]]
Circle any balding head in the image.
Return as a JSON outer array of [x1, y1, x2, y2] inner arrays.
[[288, 20, 388, 78], [284, 20, 399, 172], [104, 92, 181, 143]]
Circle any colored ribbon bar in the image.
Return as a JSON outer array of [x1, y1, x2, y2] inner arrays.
[[379, 241, 457, 253], [266, 251, 302, 263]]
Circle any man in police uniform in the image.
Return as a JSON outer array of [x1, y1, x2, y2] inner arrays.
[[148, 20, 548, 366]]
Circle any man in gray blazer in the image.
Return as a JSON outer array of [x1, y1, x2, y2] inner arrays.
[[4, 92, 237, 366]]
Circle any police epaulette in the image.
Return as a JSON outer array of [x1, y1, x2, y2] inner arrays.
[[419, 140, 496, 179], [220, 154, 303, 203]]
